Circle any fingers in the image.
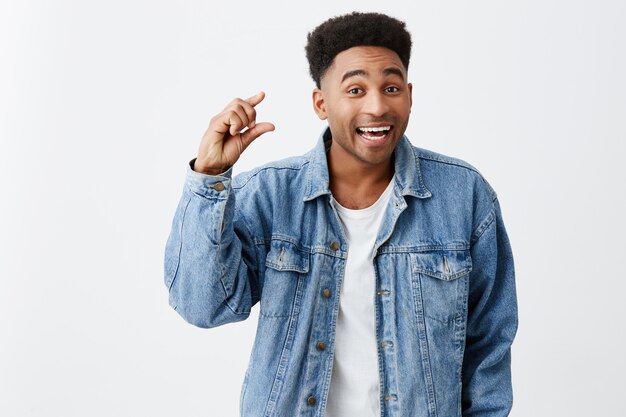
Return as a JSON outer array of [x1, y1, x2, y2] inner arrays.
[[227, 109, 249, 136], [225, 111, 243, 136], [245, 91, 266, 108], [222, 92, 266, 136], [240, 122, 275, 147], [213, 91, 270, 139], [199, 92, 274, 172]]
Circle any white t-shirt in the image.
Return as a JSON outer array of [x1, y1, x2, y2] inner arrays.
[[325, 177, 395, 417]]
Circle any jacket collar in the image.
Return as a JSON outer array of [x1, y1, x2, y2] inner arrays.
[[303, 127, 432, 202]]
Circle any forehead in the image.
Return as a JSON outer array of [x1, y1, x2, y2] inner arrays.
[[324, 46, 406, 81]]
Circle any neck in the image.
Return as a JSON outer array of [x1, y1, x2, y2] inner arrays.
[[327, 144, 394, 209]]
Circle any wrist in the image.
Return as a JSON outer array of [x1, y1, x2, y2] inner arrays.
[[192, 158, 230, 175]]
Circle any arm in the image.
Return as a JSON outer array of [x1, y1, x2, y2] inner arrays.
[[462, 197, 519, 416], [163, 160, 258, 328], [163, 92, 275, 328]]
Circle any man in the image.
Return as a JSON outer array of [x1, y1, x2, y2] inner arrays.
[[164, 11, 518, 417]]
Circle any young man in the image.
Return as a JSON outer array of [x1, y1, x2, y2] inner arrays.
[[164, 12, 518, 417]]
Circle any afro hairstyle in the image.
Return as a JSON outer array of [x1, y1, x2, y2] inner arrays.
[[305, 12, 412, 88]]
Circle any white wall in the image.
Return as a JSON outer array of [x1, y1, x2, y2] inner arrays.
[[1, 0, 624, 415]]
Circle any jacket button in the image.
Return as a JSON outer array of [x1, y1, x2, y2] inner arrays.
[[307, 395, 317, 406], [214, 182, 225, 191], [330, 241, 340, 251], [323, 288, 331, 298], [316, 341, 326, 351]]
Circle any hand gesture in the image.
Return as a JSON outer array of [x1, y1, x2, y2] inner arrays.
[[194, 91, 275, 175]]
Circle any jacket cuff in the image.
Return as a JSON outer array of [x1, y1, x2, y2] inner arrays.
[[185, 158, 233, 199]]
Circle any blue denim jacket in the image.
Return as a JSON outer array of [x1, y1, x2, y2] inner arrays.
[[164, 128, 518, 417]]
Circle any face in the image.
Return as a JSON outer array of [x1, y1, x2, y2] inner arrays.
[[312, 46, 412, 169]]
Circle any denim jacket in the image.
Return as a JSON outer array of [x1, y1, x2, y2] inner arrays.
[[164, 128, 518, 417]]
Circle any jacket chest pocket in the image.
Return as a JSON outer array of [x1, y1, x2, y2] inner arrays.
[[261, 239, 310, 318], [410, 250, 472, 324]]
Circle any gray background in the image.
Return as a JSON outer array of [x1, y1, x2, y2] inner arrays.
[[2, 0, 625, 416]]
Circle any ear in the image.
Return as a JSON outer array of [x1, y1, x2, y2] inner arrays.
[[408, 82, 413, 110], [312, 88, 327, 120]]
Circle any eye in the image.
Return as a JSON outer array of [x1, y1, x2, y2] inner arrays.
[[348, 87, 362, 95], [385, 86, 399, 93]]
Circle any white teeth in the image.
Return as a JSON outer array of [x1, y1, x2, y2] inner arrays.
[[356, 125, 391, 141], [358, 131, 387, 141], [360, 134, 384, 140], [358, 126, 391, 132]]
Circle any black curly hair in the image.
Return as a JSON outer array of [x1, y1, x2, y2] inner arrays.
[[305, 12, 412, 88]]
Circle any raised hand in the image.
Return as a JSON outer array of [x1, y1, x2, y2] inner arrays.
[[194, 91, 275, 175]]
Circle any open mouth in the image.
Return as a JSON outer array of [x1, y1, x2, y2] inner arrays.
[[356, 125, 392, 141]]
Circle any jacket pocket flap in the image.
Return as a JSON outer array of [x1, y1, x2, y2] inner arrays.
[[265, 239, 310, 273], [412, 251, 472, 281]]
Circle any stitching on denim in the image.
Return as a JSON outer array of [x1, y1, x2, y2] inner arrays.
[[258, 237, 349, 263], [258, 235, 312, 253], [416, 152, 483, 176], [410, 146, 432, 196], [259, 312, 292, 318], [414, 267, 472, 281], [308, 246, 347, 259], [223, 302, 251, 316], [233, 161, 309, 190], [409, 254, 439, 414], [263, 273, 304, 415], [261, 237, 311, 273], [471, 206, 496, 245], [456, 273, 469, 413], [166, 194, 192, 290], [235, 192, 264, 268], [417, 152, 498, 201], [219, 194, 258, 316], [186, 181, 231, 201], [378, 243, 470, 254]]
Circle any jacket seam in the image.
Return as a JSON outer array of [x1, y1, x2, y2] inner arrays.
[[416, 154, 482, 175], [220, 193, 258, 316], [470, 202, 497, 245], [166, 194, 192, 292], [417, 154, 498, 201], [233, 163, 309, 189], [408, 146, 430, 193]]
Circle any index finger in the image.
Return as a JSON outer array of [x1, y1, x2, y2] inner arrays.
[[245, 91, 266, 107]]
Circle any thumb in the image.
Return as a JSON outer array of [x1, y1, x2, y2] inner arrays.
[[240, 122, 275, 146]]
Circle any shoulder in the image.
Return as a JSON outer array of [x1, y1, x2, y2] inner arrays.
[[232, 153, 311, 190], [411, 145, 497, 202], [409, 144, 503, 241]]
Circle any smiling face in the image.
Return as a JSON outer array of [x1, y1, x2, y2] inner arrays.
[[312, 45, 412, 171]]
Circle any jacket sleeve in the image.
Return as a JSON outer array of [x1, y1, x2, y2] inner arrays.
[[163, 158, 260, 328], [462, 197, 518, 416]]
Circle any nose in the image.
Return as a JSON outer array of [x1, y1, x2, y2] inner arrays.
[[362, 90, 389, 117]]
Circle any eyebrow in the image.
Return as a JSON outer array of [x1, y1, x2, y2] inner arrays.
[[383, 67, 404, 80], [341, 67, 405, 83]]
